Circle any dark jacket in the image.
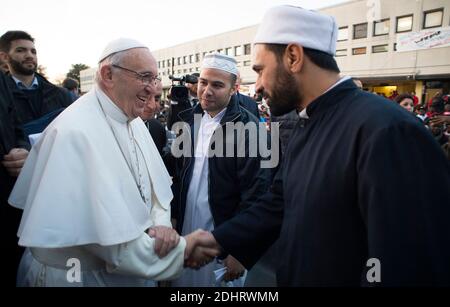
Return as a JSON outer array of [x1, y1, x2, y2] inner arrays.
[[0, 71, 30, 286], [6, 73, 72, 126], [171, 95, 272, 233], [213, 80, 450, 286], [145, 119, 167, 156], [236, 92, 259, 119], [271, 110, 299, 155]]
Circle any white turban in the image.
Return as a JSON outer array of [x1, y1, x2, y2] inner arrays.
[[201, 53, 238, 76], [253, 5, 338, 56]]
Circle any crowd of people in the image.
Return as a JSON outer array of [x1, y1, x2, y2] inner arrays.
[[1, 5, 450, 288]]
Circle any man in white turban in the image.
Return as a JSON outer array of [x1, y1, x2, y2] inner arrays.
[[170, 53, 272, 286], [9, 38, 217, 287], [190, 5, 450, 287]]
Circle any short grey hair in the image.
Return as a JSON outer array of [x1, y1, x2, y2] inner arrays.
[[95, 51, 127, 84]]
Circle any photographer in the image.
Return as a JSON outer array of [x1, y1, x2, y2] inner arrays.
[[167, 73, 199, 130]]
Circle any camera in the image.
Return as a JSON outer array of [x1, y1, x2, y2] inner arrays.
[[167, 74, 199, 130], [169, 74, 198, 103]]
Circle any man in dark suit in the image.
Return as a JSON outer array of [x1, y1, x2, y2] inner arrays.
[[0, 71, 30, 286], [0, 31, 72, 134], [141, 80, 167, 156], [235, 72, 259, 119]]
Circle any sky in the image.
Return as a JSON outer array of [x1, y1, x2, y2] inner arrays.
[[0, 0, 349, 81]]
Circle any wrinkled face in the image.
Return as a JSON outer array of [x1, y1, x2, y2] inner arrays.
[[111, 49, 158, 119], [141, 81, 163, 120], [7, 39, 37, 76], [399, 98, 414, 112], [252, 44, 300, 116], [198, 68, 235, 117]]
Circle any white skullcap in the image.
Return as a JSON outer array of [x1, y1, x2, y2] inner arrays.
[[98, 38, 148, 63], [201, 53, 238, 76], [253, 5, 338, 56]]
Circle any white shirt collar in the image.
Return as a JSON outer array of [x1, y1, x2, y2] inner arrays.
[[298, 76, 352, 119], [96, 86, 129, 124], [203, 107, 227, 124], [12, 75, 39, 90]]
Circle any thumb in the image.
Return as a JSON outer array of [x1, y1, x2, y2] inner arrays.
[[148, 228, 156, 237]]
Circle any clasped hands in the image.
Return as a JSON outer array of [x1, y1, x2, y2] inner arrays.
[[147, 227, 220, 268]]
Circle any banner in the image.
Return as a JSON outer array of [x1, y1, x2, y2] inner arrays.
[[396, 26, 450, 52]]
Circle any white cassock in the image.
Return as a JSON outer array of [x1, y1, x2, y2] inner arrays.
[[172, 108, 246, 287], [9, 87, 186, 287]]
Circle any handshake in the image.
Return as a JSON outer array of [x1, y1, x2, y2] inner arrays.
[[148, 227, 220, 269], [148, 227, 245, 281]]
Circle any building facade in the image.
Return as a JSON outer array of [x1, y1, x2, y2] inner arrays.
[[81, 0, 450, 103]]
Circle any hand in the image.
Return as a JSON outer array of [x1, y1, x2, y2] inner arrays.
[[223, 255, 245, 282], [148, 226, 180, 258], [2, 148, 29, 177], [184, 229, 221, 269], [429, 115, 450, 126]]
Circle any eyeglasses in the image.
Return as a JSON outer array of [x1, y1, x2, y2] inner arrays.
[[112, 64, 161, 86]]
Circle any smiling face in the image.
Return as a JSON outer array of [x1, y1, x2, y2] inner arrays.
[[7, 39, 37, 76], [110, 48, 158, 119], [198, 68, 236, 117], [141, 81, 163, 120]]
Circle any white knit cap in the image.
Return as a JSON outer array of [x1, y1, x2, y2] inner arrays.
[[98, 38, 148, 63], [201, 53, 238, 76], [253, 5, 338, 56]]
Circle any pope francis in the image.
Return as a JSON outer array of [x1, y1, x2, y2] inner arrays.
[[8, 38, 204, 287]]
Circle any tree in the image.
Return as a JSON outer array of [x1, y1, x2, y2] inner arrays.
[[66, 64, 90, 85], [37, 65, 47, 78]]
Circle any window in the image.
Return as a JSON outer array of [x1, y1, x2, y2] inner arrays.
[[183, 56, 187, 64], [189, 68, 193, 72], [396, 15, 413, 33], [373, 19, 390, 36], [162, 61, 165, 68], [177, 57, 181, 65], [189, 55, 193, 63], [167, 59, 171, 67], [336, 49, 347, 57], [244, 44, 251, 55], [203, 52, 207, 58], [235, 46, 243, 56], [338, 27, 348, 41], [225, 47, 233, 56], [353, 23, 368, 39], [372, 44, 389, 53], [352, 47, 367, 55], [423, 9, 443, 29], [195, 53, 200, 62], [394, 43, 398, 51], [244, 60, 251, 66], [158, 61, 161, 69]]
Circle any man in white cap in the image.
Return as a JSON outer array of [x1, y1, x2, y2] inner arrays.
[[171, 53, 272, 286], [190, 6, 450, 286], [8, 38, 218, 287]]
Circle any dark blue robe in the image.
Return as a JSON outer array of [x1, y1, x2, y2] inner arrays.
[[213, 80, 450, 286]]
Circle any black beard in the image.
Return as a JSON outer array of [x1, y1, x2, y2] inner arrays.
[[265, 65, 300, 116], [9, 58, 36, 76]]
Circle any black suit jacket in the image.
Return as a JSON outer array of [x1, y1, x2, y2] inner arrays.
[[236, 92, 259, 119], [145, 119, 167, 156]]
